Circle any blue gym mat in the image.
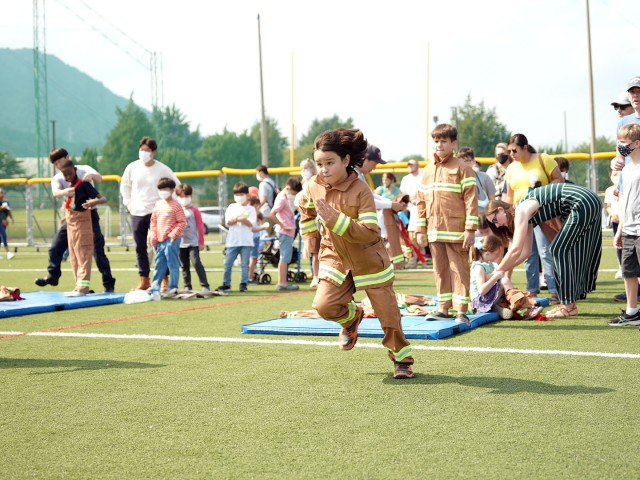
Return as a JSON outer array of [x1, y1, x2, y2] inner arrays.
[[242, 296, 550, 340], [242, 312, 499, 340], [0, 291, 126, 319]]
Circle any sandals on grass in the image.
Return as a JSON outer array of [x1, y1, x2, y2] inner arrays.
[[546, 304, 578, 318]]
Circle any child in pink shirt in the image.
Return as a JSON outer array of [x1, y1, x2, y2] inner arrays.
[[149, 178, 187, 296], [270, 177, 302, 291]]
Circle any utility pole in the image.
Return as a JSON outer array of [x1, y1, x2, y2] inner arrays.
[[257, 14, 269, 166], [585, 0, 598, 191], [33, 0, 50, 180]]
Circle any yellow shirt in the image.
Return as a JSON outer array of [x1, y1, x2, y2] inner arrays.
[[505, 153, 558, 203]]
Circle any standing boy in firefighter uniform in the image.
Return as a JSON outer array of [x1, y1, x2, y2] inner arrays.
[[416, 124, 478, 324]]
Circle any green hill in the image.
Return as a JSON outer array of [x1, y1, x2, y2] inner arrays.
[[0, 48, 133, 157]]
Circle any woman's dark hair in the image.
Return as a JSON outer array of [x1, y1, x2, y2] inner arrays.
[[508, 133, 536, 153], [383, 172, 397, 183], [485, 199, 515, 241], [139, 136, 158, 151], [313, 128, 368, 172]]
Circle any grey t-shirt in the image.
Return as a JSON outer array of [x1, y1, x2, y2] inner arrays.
[[180, 207, 199, 248]]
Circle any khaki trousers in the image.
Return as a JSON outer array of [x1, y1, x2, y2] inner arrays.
[[66, 209, 94, 288], [383, 210, 405, 269], [312, 273, 413, 364], [430, 241, 470, 313]]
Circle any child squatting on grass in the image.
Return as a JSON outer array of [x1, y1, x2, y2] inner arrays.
[[58, 159, 107, 297], [470, 235, 541, 320], [297, 128, 414, 380]]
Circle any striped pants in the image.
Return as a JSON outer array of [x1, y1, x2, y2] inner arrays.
[[549, 192, 602, 304]]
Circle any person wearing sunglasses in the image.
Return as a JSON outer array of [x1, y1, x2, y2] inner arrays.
[[503, 133, 563, 303], [485, 182, 602, 318], [612, 91, 633, 120]]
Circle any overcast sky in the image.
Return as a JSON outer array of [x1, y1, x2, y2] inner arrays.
[[1, 0, 638, 159]]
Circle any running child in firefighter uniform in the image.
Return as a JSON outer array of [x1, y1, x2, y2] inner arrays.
[[416, 123, 479, 324], [297, 128, 414, 379]]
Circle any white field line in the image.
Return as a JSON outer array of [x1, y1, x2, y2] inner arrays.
[[1, 331, 639, 359]]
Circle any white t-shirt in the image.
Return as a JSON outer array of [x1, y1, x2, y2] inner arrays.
[[604, 185, 619, 220], [120, 159, 180, 216], [51, 165, 99, 210], [620, 161, 640, 236], [224, 203, 257, 247], [399, 171, 423, 232]]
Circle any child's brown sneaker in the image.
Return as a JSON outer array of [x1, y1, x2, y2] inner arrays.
[[339, 309, 363, 351], [393, 362, 415, 379]]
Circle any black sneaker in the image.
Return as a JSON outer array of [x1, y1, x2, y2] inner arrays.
[[339, 309, 363, 351], [104, 281, 116, 293], [35, 277, 59, 287], [393, 362, 415, 379], [239, 283, 248, 292], [216, 284, 231, 293], [426, 311, 454, 320], [608, 310, 640, 326], [454, 313, 471, 325]]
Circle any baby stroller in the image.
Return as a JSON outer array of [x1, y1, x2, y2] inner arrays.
[[254, 213, 307, 285]]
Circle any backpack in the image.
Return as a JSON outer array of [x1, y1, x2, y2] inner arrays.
[[263, 178, 280, 208]]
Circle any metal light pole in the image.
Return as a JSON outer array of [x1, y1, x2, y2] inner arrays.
[[585, 0, 597, 191], [257, 14, 269, 166]]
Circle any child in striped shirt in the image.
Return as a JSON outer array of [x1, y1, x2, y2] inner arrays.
[[150, 178, 187, 297]]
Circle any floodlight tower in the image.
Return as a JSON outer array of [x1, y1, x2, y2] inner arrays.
[[33, 0, 51, 178]]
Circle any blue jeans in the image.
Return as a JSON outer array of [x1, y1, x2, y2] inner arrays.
[[152, 238, 181, 290], [223, 245, 252, 286], [524, 226, 557, 294]]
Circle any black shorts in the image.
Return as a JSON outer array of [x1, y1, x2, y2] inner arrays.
[[621, 234, 640, 278]]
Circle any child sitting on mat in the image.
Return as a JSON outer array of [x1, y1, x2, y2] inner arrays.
[[471, 235, 541, 319]]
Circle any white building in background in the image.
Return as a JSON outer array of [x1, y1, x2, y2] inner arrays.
[[17, 157, 55, 178]]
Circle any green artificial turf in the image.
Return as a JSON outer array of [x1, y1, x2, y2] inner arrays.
[[1, 243, 639, 479]]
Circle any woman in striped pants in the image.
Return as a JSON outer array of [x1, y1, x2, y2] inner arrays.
[[485, 183, 602, 318]]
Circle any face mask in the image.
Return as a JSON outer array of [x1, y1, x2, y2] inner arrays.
[[158, 190, 171, 200], [617, 143, 636, 157], [472, 165, 481, 173], [139, 150, 152, 163], [234, 195, 247, 204], [178, 196, 191, 206], [256, 173, 262, 182], [496, 153, 509, 164], [561, 172, 569, 180], [301, 169, 313, 180]]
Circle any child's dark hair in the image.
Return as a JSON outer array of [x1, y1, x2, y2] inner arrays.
[[157, 177, 176, 189], [555, 156, 570, 173], [313, 128, 368, 172], [286, 177, 302, 193], [176, 183, 193, 196], [508, 133, 537, 153], [472, 234, 503, 261], [139, 136, 158, 151], [248, 195, 260, 206], [458, 146, 475, 161], [57, 158, 75, 170], [49, 147, 69, 164], [432, 124, 458, 141], [233, 182, 249, 194]]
